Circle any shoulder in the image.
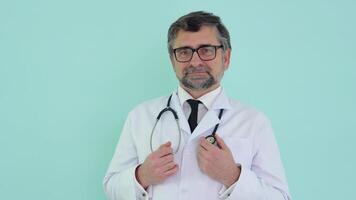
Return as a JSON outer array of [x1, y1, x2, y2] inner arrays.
[[227, 97, 271, 125], [224, 97, 274, 141], [126, 95, 170, 120]]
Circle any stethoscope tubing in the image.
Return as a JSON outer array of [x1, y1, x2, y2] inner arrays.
[[149, 94, 223, 153]]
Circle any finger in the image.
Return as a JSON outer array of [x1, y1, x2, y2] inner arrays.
[[197, 140, 207, 153], [163, 164, 179, 176], [160, 154, 174, 165], [156, 148, 173, 158], [197, 145, 207, 157], [156, 144, 173, 157], [161, 161, 177, 172], [197, 146, 212, 162], [163, 141, 172, 147], [157, 141, 171, 150], [158, 141, 171, 149], [215, 134, 229, 150], [200, 137, 214, 151]]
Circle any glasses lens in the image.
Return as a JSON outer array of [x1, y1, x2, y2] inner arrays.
[[197, 46, 216, 60], [175, 48, 193, 62]]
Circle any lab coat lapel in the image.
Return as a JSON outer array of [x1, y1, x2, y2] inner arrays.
[[189, 89, 232, 141], [170, 92, 191, 134], [190, 110, 220, 141]]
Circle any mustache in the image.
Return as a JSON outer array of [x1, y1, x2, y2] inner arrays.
[[184, 66, 211, 75]]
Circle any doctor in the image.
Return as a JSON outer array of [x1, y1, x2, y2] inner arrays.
[[103, 11, 291, 200]]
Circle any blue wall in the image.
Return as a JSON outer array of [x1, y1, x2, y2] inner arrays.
[[1, 0, 355, 199]]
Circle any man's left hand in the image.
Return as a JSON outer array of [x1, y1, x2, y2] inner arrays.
[[197, 134, 241, 187]]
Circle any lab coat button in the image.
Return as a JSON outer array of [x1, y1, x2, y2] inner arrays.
[[142, 193, 146, 197]]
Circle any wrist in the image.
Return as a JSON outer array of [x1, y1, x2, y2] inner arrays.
[[135, 165, 150, 189], [223, 165, 241, 187]]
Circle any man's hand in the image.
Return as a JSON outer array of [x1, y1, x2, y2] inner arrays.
[[135, 141, 179, 189], [197, 135, 241, 187]]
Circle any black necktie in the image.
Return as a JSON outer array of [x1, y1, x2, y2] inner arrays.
[[187, 99, 201, 132]]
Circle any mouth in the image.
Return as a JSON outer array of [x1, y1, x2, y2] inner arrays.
[[189, 71, 207, 75], [183, 66, 211, 80], [185, 68, 209, 75], [185, 71, 209, 79]]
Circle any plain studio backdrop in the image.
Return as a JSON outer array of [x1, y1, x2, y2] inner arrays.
[[0, 0, 355, 199]]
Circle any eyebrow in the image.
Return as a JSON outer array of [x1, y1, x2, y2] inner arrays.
[[175, 44, 216, 49]]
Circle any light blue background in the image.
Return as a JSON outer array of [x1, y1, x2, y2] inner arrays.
[[1, 0, 355, 199]]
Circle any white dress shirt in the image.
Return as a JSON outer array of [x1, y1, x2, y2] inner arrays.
[[178, 85, 221, 125]]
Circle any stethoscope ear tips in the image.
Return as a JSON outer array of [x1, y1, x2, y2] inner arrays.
[[205, 135, 217, 146]]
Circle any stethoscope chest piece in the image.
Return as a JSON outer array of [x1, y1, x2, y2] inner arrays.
[[205, 135, 217, 145], [204, 109, 224, 146]]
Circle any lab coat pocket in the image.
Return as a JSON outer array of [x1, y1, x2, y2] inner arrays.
[[224, 137, 253, 169]]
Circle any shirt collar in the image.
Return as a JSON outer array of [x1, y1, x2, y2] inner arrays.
[[177, 85, 222, 110]]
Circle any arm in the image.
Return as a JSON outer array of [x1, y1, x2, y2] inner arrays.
[[197, 113, 291, 200], [103, 112, 148, 200], [225, 114, 291, 200], [103, 112, 179, 200]]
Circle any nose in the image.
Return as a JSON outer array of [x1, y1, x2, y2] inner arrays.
[[189, 51, 204, 66]]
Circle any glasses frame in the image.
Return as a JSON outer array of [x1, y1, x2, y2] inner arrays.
[[173, 45, 223, 63]]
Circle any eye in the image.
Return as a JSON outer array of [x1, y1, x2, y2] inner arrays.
[[199, 47, 214, 56], [177, 48, 190, 55]]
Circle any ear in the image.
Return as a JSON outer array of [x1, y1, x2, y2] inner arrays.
[[223, 48, 231, 70], [169, 54, 176, 70]]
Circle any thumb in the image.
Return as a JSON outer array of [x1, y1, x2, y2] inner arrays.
[[215, 135, 229, 150], [163, 141, 172, 147], [158, 141, 171, 149]]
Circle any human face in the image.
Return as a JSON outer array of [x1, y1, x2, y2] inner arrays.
[[170, 26, 231, 92]]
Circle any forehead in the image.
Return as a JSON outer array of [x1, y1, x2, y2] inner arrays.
[[173, 26, 220, 48]]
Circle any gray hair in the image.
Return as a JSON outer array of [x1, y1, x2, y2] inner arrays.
[[167, 11, 231, 56]]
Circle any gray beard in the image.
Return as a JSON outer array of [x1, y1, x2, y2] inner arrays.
[[180, 66, 216, 90]]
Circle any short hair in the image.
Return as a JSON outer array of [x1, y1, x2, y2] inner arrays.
[[167, 11, 231, 56]]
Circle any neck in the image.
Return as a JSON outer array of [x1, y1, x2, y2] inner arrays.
[[181, 83, 220, 99]]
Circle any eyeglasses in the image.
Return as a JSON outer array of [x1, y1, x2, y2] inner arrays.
[[173, 45, 223, 62]]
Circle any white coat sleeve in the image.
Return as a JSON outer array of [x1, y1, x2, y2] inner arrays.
[[224, 113, 292, 200], [103, 112, 150, 200]]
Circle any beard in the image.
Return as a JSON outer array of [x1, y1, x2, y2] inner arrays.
[[179, 66, 216, 90]]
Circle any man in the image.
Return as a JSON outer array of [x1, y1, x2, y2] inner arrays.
[[103, 11, 291, 200]]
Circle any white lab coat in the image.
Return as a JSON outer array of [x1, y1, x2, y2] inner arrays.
[[103, 90, 291, 200]]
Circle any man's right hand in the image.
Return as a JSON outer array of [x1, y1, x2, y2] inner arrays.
[[135, 141, 179, 189]]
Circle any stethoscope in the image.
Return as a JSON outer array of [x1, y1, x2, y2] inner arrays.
[[150, 94, 224, 154]]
